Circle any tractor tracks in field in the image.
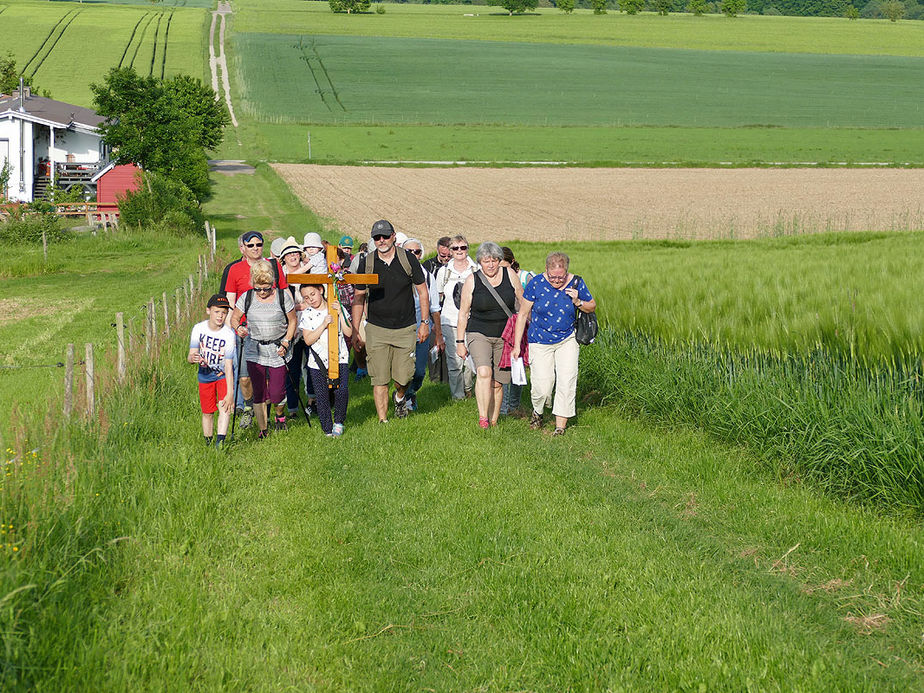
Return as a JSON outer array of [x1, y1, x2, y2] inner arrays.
[[296, 36, 346, 113], [21, 8, 82, 80]]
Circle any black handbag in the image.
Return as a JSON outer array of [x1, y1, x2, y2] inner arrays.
[[571, 275, 597, 345]]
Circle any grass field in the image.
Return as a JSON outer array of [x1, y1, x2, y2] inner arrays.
[[236, 1, 924, 57], [234, 33, 924, 128], [4, 166, 924, 688], [218, 1, 924, 164], [0, 1, 208, 107]]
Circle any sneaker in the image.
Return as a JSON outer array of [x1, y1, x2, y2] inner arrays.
[[529, 410, 543, 430], [274, 415, 287, 431], [394, 392, 408, 419], [332, 423, 344, 436], [354, 368, 367, 382], [406, 393, 417, 412], [552, 427, 566, 437], [257, 429, 269, 440], [479, 417, 490, 430], [239, 407, 254, 429]]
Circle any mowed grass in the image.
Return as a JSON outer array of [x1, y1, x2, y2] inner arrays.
[[235, 33, 924, 128], [0, 1, 208, 107], [236, 0, 924, 57], [227, 121, 924, 165], [9, 348, 924, 689]]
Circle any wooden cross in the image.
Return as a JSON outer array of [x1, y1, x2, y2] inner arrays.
[[287, 244, 377, 381]]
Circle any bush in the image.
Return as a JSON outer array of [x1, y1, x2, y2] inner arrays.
[[118, 171, 205, 236], [688, 0, 709, 13], [375, 3, 386, 11], [762, 3, 781, 12], [619, 0, 642, 12], [882, 0, 904, 18], [329, 0, 371, 12], [0, 209, 68, 245], [655, 0, 673, 12], [721, 0, 746, 14], [845, 3, 860, 16], [558, 0, 576, 11]]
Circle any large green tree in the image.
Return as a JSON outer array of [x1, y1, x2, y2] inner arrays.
[[91, 68, 228, 201], [491, 0, 539, 14], [329, 0, 371, 13]]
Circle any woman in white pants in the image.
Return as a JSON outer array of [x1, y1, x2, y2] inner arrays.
[[511, 252, 596, 436]]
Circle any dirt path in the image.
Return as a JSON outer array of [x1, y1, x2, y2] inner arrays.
[[209, 2, 237, 128], [273, 164, 924, 246]]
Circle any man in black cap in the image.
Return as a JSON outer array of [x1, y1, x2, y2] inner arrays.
[[352, 220, 430, 422]]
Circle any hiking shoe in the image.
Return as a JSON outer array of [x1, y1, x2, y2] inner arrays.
[[479, 417, 490, 430], [274, 415, 287, 431], [529, 410, 543, 430], [257, 429, 269, 440], [332, 423, 344, 436], [406, 393, 417, 412], [239, 407, 254, 429], [354, 368, 367, 382], [394, 392, 408, 419], [552, 427, 566, 437]]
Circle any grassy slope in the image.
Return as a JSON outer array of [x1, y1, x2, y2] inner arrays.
[[0, 1, 207, 107]]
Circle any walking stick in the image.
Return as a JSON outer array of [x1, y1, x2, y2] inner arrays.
[[284, 348, 312, 427], [230, 337, 244, 438]]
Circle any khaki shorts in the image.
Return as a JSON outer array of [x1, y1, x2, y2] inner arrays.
[[365, 323, 417, 387], [466, 332, 511, 385]]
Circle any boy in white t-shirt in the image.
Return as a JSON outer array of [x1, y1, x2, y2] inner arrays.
[[188, 294, 236, 448], [299, 284, 351, 436]]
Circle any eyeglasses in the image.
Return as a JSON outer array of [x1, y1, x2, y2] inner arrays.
[[450, 245, 468, 251], [245, 242, 263, 248], [254, 286, 273, 294], [408, 249, 422, 256], [547, 274, 568, 283], [372, 233, 393, 241]]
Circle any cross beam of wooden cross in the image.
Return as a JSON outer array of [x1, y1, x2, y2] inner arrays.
[[287, 244, 377, 380]]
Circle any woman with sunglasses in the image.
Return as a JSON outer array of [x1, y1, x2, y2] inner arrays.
[[434, 235, 478, 400], [230, 260, 297, 439], [511, 252, 596, 437]]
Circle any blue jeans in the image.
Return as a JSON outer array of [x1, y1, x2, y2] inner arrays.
[[500, 382, 522, 415], [408, 337, 429, 397]]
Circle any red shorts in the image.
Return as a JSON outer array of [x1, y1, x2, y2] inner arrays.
[[198, 379, 228, 414]]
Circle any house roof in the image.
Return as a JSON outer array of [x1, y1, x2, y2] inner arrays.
[[0, 89, 105, 130]]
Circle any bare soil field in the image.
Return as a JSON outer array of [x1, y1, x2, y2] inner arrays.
[[272, 165, 924, 247]]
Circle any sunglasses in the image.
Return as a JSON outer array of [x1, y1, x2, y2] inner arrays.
[[254, 286, 273, 294], [372, 233, 393, 241], [450, 245, 468, 251], [408, 249, 422, 256], [245, 242, 263, 248]]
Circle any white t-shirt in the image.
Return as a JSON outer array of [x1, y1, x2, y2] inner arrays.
[[189, 321, 236, 383], [435, 257, 478, 326], [299, 305, 348, 370]]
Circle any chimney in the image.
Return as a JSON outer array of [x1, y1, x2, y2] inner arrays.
[[18, 77, 27, 112]]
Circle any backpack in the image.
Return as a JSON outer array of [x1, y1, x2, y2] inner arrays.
[[362, 246, 413, 278], [242, 286, 288, 329]]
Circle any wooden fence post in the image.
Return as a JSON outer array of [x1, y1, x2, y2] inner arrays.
[[162, 291, 170, 339], [144, 302, 152, 355], [197, 256, 203, 291], [188, 275, 195, 311], [85, 343, 94, 418], [128, 317, 135, 353], [42, 230, 48, 262], [175, 288, 182, 324], [64, 344, 75, 418], [116, 312, 126, 383], [148, 298, 156, 349]]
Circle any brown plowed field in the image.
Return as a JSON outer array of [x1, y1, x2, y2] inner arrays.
[[272, 165, 924, 247]]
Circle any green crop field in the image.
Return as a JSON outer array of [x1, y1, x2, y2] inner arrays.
[[0, 1, 208, 107], [235, 33, 924, 128], [237, 1, 924, 57], [218, 0, 924, 165]]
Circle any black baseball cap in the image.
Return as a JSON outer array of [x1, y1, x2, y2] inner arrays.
[[371, 220, 395, 237], [207, 294, 231, 310], [242, 231, 264, 243]]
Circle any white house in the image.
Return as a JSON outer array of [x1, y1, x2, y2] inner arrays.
[[0, 86, 109, 203]]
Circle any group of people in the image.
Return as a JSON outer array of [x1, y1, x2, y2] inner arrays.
[[187, 221, 596, 446]]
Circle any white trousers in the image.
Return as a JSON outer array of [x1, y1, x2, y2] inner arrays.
[[529, 334, 580, 419]]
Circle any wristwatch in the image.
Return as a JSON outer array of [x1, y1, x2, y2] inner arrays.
[[456, 339, 465, 343], [422, 319, 432, 326]]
